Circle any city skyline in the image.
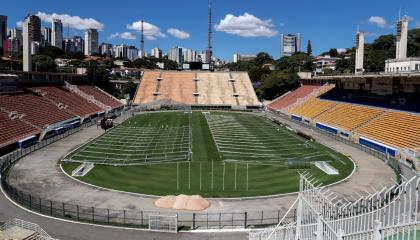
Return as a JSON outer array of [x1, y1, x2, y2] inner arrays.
[[2, 0, 420, 60]]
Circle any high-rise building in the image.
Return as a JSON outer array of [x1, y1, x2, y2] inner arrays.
[[7, 37, 20, 57], [24, 15, 42, 42], [183, 48, 197, 62], [355, 32, 365, 74], [151, 47, 162, 59], [72, 36, 84, 53], [280, 33, 301, 57], [127, 46, 139, 61], [23, 18, 32, 72], [43, 27, 52, 46], [168, 46, 183, 65], [0, 15, 7, 55], [101, 43, 113, 58], [114, 44, 127, 58], [52, 19, 63, 49], [84, 28, 99, 56]]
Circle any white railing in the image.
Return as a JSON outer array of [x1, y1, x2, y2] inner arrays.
[[65, 81, 112, 112], [0, 218, 55, 240], [250, 172, 420, 240]]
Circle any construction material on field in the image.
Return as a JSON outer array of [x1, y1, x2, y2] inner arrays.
[[155, 194, 211, 211]]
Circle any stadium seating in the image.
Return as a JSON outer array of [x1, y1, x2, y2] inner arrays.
[[133, 71, 261, 107], [288, 98, 337, 119], [267, 85, 321, 111], [230, 72, 262, 106], [197, 72, 235, 105], [0, 92, 75, 128], [355, 111, 420, 151], [314, 104, 384, 132], [0, 111, 39, 147], [29, 86, 102, 118], [133, 71, 161, 104], [77, 85, 123, 109], [159, 72, 195, 104]]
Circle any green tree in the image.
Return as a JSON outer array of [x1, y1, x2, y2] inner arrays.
[[32, 55, 57, 72], [328, 48, 339, 57], [307, 40, 312, 56], [256, 71, 299, 100], [120, 80, 138, 99]]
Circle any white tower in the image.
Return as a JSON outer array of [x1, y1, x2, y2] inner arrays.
[[395, 17, 409, 60], [22, 18, 32, 72], [355, 31, 364, 74]]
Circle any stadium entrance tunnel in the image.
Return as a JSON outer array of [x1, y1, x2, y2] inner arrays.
[[61, 111, 355, 198]]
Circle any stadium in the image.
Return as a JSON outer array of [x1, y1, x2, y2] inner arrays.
[[0, 3, 420, 240]]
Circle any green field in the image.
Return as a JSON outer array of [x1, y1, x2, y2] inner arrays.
[[62, 111, 354, 197]]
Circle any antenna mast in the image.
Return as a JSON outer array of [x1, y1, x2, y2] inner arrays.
[[206, 0, 213, 67], [141, 20, 145, 58]]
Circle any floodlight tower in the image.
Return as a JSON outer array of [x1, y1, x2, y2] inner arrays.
[[395, 16, 409, 60], [355, 31, 365, 74], [206, 0, 213, 68], [140, 20, 145, 58]]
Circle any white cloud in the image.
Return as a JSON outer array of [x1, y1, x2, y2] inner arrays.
[[368, 16, 387, 28], [127, 20, 165, 40], [167, 28, 190, 39], [108, 32, 136, 40], [215, 13, 278, 38], [16, 21, 23, 28], [36, 12, 104, 31]]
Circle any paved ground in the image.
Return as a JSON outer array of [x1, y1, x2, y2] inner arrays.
[[2, 111, 396, 239], [8, 112, 395, 213]]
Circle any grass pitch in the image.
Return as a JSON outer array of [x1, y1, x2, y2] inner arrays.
[[62, 111, 354, 197]]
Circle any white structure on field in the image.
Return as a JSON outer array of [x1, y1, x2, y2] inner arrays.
[[22, 18, 32, 72], [355, 31, 364, 74]]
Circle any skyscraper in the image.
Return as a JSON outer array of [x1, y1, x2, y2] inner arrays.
[[127, 46, 139, 61], [168, 46, 183, 66], [52, 19, 63, 49], [101, 43, 113, 58], [24, 15, 42, 42], [280, 33, 301, 57], [43, 27, 52, 46], [84, 28, 99, 56], [0, 15, 7, 56]]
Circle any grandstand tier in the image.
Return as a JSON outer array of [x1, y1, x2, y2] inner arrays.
[[77, 85, 123, 109], [288, 97, 337, 119], [0, 111, 39, 148], [0, 92, 76, 128], [267, 85, 321, 111], [28, 86, 103, 118], [133, 71, 261, 108]]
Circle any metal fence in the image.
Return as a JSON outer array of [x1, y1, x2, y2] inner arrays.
[[0, 112, 293, 230]]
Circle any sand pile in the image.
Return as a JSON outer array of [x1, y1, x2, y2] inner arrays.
[[155, 194, 211, 211]]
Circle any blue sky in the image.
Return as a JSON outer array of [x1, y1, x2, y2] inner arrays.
[[2, 0, 420, 60]]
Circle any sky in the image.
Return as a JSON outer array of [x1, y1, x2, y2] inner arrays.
[[2, 0, 420, 61]]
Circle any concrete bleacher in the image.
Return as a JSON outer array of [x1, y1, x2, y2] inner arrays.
[[133, 71, 261, 108], [29, 86, 102, 118], [133, 71, 161, 104], [355, 111, 420, 152], [314, 103, 385, 132], [159, 72, 195, 104], [230, 72, 261, 106], [77, 85, 123, 109], [267, 85, 321, 111], [0, 111, 39, 148], [197, 72, 235, 105], [0, 92, 75, 128]]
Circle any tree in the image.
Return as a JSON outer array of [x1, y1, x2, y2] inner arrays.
[[328, 48, 339, 57], [256, 71, 299, 100], [32, 55, 57, 72], [39, 46, 65, 59], [307, 40, 312, 56], [120, 80, 138, 99], [86, 63, 113, 94]]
